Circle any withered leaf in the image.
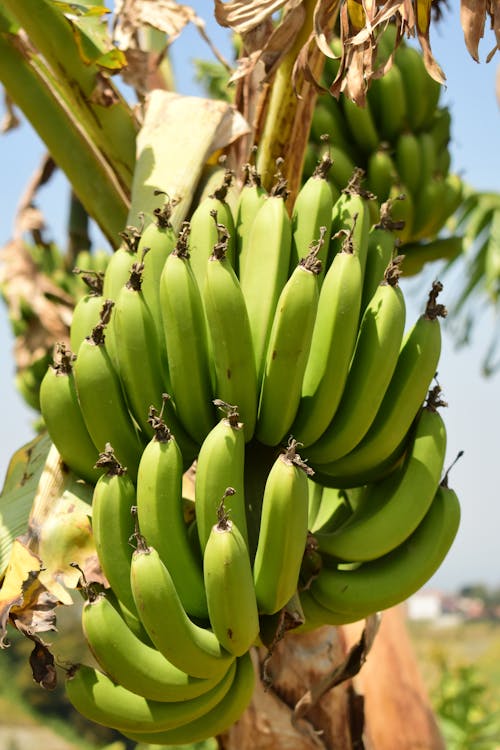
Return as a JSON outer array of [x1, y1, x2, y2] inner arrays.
[[460, 0, 487, 61], [113, 0, 197, 48], [28, 637, 57, 690], [214, 0, 289, 33]]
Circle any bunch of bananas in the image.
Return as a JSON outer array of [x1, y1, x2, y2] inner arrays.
[[305, 29, 464, 274], [38, 160, 460, 741]]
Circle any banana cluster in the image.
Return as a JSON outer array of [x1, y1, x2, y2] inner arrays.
[[305, 29, 464, 273], [39, 161, 460, 740]]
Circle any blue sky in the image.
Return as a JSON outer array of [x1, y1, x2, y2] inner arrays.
[[0, 2, 499, 591]]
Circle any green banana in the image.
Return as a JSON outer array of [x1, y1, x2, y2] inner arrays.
[[368, 63, 407, 141], [411, 175, 449, 241], [394, 44, 429, 132], [130, 540, 235, 679], [296, 589, 356, 632], [329, 144, 358, 192], [64, 658, 237, 733], [73, 301, 142, 478], [136, 193, 178, 333], [429, 107, 452, 155], [136, 408, 208, 619], [112, 258, 169, 434], [315, 403, 447, 562], [121, 651, 255, 746], [416, 131, 437, 192], [203, 497, 260, 656], [256, 245, 321, 447], [234, 161, 267, 279], [311, 481, 460, 617], [309, 485, 352, 535], [202, 229, 258, 440], [239, 178, 292, 383], [195, 403, 248, 554], [39, 344, 100, 485], [159, 224, 215, 444], [366, 148, 396, 204], [307, 476, 324, 530], [318, 284, 447, 485], [102, 224, 142, 300], [329, 178, 371, 272], [70, 270, 105, 354], [81, 592, 225, 702], [387, 183, 415, 244], [360, 212, 398, 316], [91, 447, 138, 616], [306, 259, 406, 465], [395, 131, 422, 197], [188, 169, 236, 288], [291, 238, 363, 448], [290, 153, 335, 273], [341, 95, 379, 155], [253, 441, 311, 614]]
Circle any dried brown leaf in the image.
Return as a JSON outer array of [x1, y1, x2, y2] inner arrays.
[[460, 0, 487, 61], [113, 0, 196, 49], [0, 539, 59, 646], [28, 637, 57, 690], [214, 0, 289, 33]]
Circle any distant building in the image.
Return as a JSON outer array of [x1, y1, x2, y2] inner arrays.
[[406, 589, 443, 621]]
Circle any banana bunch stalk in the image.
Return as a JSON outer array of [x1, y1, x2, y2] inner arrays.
[[37, 154, 461, 742]]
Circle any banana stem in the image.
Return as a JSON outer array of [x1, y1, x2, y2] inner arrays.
[[256, 0, 339, 205]]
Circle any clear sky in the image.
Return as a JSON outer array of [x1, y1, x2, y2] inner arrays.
[[0, 2, 499, 592]]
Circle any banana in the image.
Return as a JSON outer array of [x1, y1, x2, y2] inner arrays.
[[395, 131, 422, 197], [112, 258, 168, 433], [234, 161, 267, 279], [159, 224, 215, 444], [64, 657, 237, 733], [366, 148, 396, 204], [411, 175, 449, 241], [306, 258, 406, 465], [329, 176, 372, 272], [188, 169, 236, 288], [394, 44, 429, 132], [319, 284, 446, 485], [416, 131, 437, 192], [311, 480, 460, 617], [256, 244, 321, 447], [130, 540, 235, 679], [39, 344, 100, 485], [121, 651, 255, 746], [253, 441, 311, 614], [420, 68, 443, 131], [202, 228, 258, 440], [136, 192, 178, 333], [102, 223, 142, 300], [368, 63, 407, 141], [291, 236, 363, 448], [70, 269, 105, 353], [239, 177, 292, 384], [430, 107, 452, 155], [329, 143, 357, 192], [310, 98, 356, 160], [91, 447, 138, 616], [309, 485, 352, 535], [341, 95, 379, 155], [307, 476, 324, 530], [296, 589, 356, 632], [73, 300, 142, 478], [203, 496, 260, 656], [290, 153, 335, 274], [195, 403, 248, 554], [81, 591, 226, 702], [136, 408, 208, 619], [387, 183, 415, 245], [360, 210, 398, 316], [315, 402, 447, 562]]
